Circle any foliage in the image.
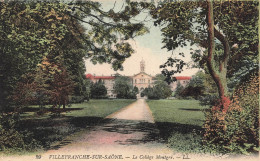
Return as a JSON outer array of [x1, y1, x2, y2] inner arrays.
[[0, 1, 149, 111], [38, 57, 75, 109], [179, 86, 204, 100], [147, 99, 208, 153], [133, 86, 139, 94], [10, 57, 75, 111], [141, 87, 153, 98], [203, 70, 259, 154], [10, 73, 38, 110], [0, 2, 82, 111], [188, 71, 205, 88], [90, 79, 107, 99], [69, 96, 85, 104], [199, 94, 219, 107], [178, 71, 205, 99], [144, 87, 161, 100], [113, 75, 137, 99], [49, 68, 75, 109], [142, 74, 172, 99], [174, 82, 184, 99], [150, 0, 259, 108], [0, 113, 40, 152]]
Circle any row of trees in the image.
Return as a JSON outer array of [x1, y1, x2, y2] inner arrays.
[[0, 1, 149, 112], [141, 74, 172, 99], [0, 0, 258, 154], [149, 0, 258, 154], [0, 0, 149, 151], [174, 71, 213, 101], [113, 75, 139, 99], [90, 74, 139, 99]]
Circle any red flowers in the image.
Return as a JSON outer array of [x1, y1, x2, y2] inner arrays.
[[212, 96, 231, 113]]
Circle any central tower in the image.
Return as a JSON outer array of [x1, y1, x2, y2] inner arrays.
[[140, 59, 145, 72]]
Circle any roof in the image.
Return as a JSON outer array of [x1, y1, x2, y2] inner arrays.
[[175, 76, 192, 80], [86, 74, 115, 79], [132, 72, 153, 78], [86, 73, 191, 80], [94, 76, 115, 79]]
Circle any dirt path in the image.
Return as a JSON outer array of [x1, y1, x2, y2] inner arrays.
[[31, 99, 177, 160], [2, 99, 254, 161], [43, 99, 173, 157], [2, 99, 173, 161]]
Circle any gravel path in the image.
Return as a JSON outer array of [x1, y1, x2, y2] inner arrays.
[[40, 98, 174, 160], [2, 99, 257, 161]]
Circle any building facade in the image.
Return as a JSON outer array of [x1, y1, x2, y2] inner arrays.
[[85, 74, 116, 98], [131, 60, 154, 91], [86, 60, 191, 98], [169, 76, 192, 91]]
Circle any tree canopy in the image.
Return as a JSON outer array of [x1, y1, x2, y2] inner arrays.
[[0, 0, 149, 111], [150, 0, 258, 109]]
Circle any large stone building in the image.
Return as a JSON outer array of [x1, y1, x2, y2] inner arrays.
[[169, 76, 191, 91], [86, 60, 191, 98], [85, 74, 116, 98], [131, 60, 154, 91]]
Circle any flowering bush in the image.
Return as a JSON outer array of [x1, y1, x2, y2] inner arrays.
[[203, 70, 259, 154]]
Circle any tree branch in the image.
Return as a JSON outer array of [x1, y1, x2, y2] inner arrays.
[[214, 27, 230, 72], [74, 6, 117, 27], [67, 13, 99, 27]]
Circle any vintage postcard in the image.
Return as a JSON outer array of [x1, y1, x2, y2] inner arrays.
[[0, 0, 259, 161]]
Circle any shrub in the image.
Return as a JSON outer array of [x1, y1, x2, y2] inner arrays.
[[168, 130, 206, 153], [203, 70, 259, 154], [179, 86, 204, 99], [127, 91, 137, 99], [199, 94, 219, 106], [69, 95, 85, 103], [0, 113, 40, 152], [174, 82, 184, 99]]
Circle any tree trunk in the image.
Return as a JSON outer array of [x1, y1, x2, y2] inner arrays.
[[206, 0, 230, 111]]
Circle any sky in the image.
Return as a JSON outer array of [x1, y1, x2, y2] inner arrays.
[[84, 0, 199, 76]]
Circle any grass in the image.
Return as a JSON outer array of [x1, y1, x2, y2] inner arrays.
[[147, 99, 210, 154], [65, 99, 136, 117], [1, 99, 135, 154]]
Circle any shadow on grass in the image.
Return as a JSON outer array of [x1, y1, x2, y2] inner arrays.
[[178, 108, 203, 111], [22, 107, 84, 113], [155, 122, 202, 143], [18, 115, 105, 151], [47, 118, 161, 149]]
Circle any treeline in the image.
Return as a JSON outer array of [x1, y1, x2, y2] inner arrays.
[[0, 1, 148, 112], [89, 75, 139, 99], [0, 1, 148, 152], [141, 74, 172, 99]]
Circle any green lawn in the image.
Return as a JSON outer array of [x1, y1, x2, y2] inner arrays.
[[147, 99, 207, 126], [147, 99, 209, 153], [15, 99, 136, 153], [65, 99, 136, 117]]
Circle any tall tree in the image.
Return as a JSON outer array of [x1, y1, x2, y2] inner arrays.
[[0, 1, 149, 111], [153, 74, 172, 99], [90, 79, 107, 99], [113, 75, 132, 99], [150, 0, 258, 111]]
